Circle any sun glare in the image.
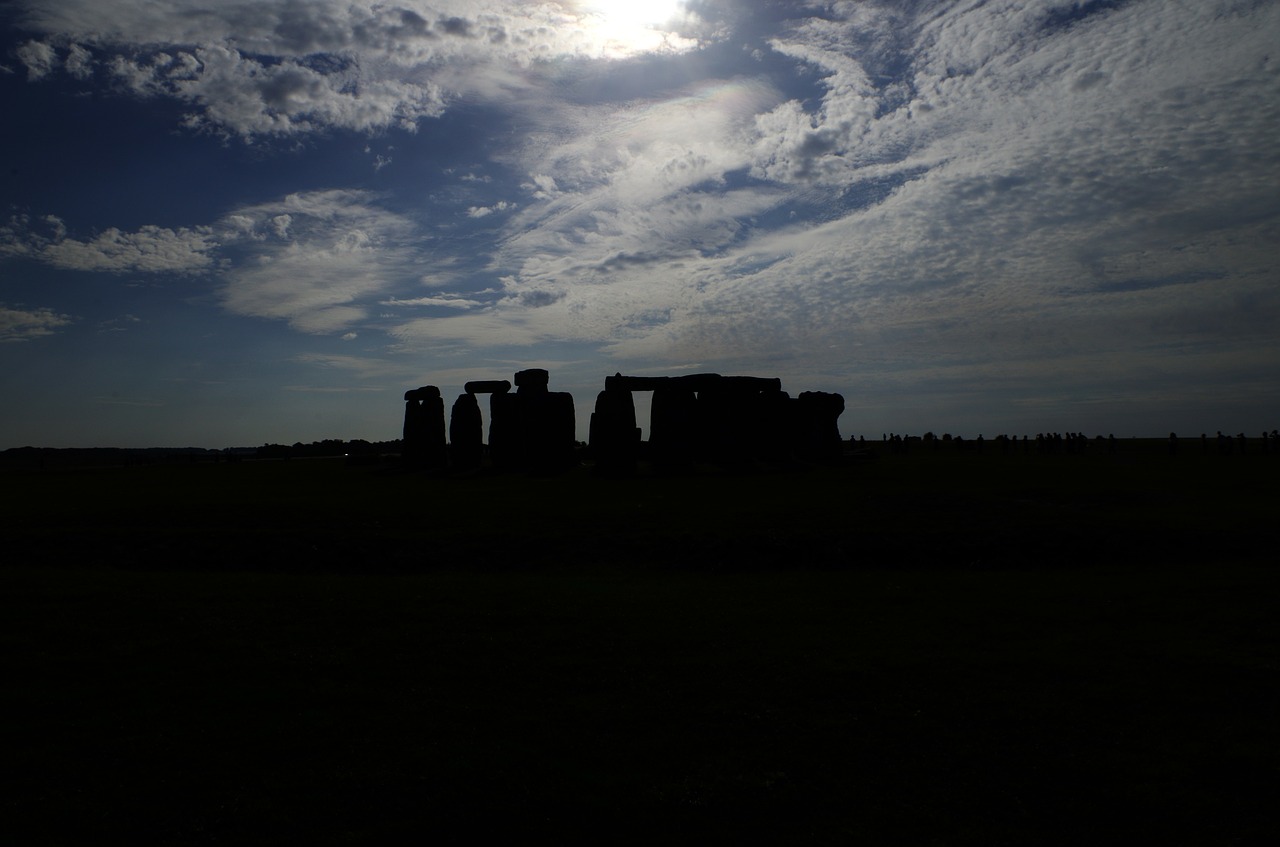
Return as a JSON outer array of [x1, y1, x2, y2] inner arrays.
[[574, 1, 693, 57], [584, 0, 684, 28]]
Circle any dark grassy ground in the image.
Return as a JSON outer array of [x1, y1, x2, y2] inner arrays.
[[3, 444, 1277, 843]]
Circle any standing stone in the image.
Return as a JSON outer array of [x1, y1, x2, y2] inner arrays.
[[489, 391, 520, 469], [403, 386, 446, 468], [514, 368, 550, 391], [697, 384, 759, 464], [590, 383, 639, 475], [794, 391, 845, 460], [756, 388, 793, 462], [649, 387, 699, 469], [486, 369, 575, 472], [449, 392, 484, 470]]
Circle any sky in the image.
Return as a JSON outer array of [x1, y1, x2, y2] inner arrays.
[[2, 0, 1278, 448]]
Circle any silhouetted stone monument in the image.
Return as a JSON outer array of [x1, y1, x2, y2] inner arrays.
[[649, 386, 699, 469], [696, 379, 765, 464], [511, 368, 576, 472], [794, 391, 845, 461], [458, 379, 508, 467], [403, 385, 446, 469], [595, 373, 836, 467], [590, 378, 640, 475], [756, 388, 794, 462], [474, 369, 576, 472], [464, 380, 512, 395], [402, 368, 846, 475], [449, 392, 484, 470]]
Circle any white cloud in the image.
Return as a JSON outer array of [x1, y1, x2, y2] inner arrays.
[[98, 313, 142, 333], [0, 303, 74, 342], [9, 1, 707, 139], [466, 200, 515, 218], [6, 0, 1276, 428], [381, 296, 486, 310], [1, 214, 217, 273], [292, 351, 422, 383], [14, 40, 57, 79], [391, 309, 543, 348], [64, 42, 93, 78], [217, 190, 422, 333], [477, 75, 786, 345], [42, 225, 218, 273], [461, 0, 1280, 385]]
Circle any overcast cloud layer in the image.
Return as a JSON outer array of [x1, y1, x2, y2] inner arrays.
[[2, 0, 1278, 446]]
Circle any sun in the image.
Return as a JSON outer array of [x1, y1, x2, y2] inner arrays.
[[567, 1, 696, 58], [582, 0, 685, 29]]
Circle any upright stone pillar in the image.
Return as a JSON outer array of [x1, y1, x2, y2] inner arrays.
[[756, 388, 793, 462], [697, 384, 756, 464], [795, 391, 845, 461], [590, 382, 638, 475], [649, 387, 699, 469], [403, 385, 446, 469], [449, 392, 483, 470], [509, 368, 576, 473]]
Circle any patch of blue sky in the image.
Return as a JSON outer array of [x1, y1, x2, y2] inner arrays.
[[1040, 0, 1133, 34]]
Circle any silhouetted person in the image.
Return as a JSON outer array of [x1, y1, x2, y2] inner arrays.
[[1168, 432, 1178, 456]]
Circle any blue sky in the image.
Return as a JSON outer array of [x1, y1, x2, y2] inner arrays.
[[2, 0, 1278, 447]]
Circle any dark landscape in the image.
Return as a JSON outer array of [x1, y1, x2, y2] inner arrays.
[[3, 439, 1277, 843]]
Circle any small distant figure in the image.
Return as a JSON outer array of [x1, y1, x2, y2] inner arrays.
[[1168, 432, 1178, 456]]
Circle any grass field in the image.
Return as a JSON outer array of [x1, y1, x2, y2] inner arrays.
[[3, 444, 1277, 843]]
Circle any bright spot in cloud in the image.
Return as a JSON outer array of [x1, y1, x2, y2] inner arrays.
[[584, 0, 684, 28], [578, 0, 690, 55]]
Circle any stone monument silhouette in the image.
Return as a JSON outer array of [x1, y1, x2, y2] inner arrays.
[[402, 385, 446, 469], [408, 368, 843, 474]]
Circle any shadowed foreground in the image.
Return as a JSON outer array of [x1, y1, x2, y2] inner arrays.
[[3, 445, 1277, 843]]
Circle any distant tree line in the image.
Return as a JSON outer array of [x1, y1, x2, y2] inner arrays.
[[255, 439, 401, 460], [0, 440, 404, 470]]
